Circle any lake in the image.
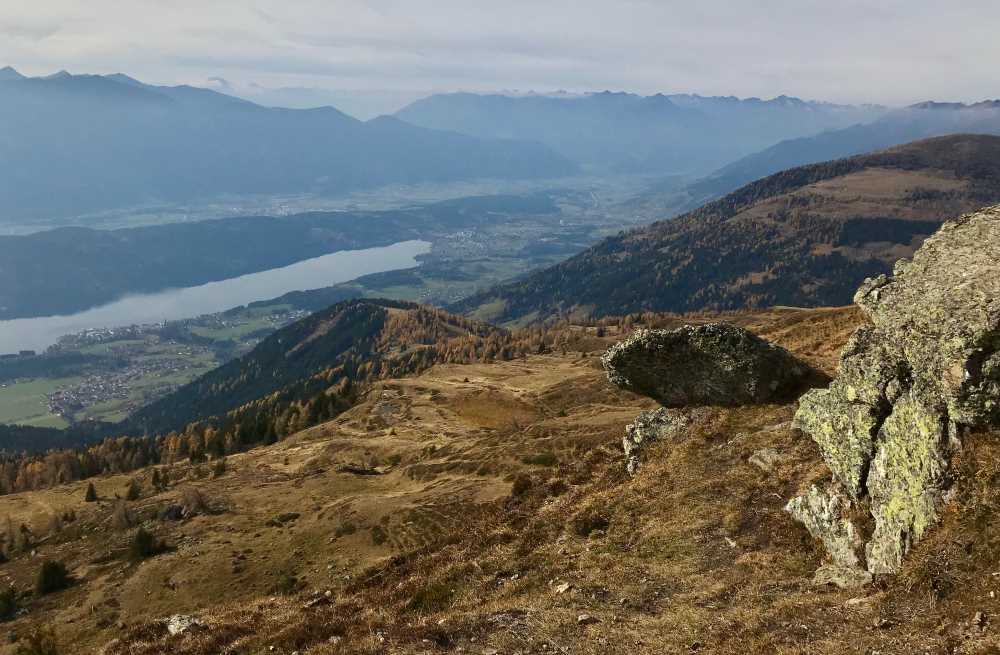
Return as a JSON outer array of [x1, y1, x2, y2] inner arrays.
[[0, 240, 431, 353]]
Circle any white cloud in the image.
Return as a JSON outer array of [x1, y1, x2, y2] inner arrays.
[[1, 0, 997, 105]]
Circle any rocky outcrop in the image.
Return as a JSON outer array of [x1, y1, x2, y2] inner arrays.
[[785, 486, 872, 588], [605, 323, 813, 475], [603, 323, 813, 407], [622, 408, 691, 475], [789, 205, 1000, 578]]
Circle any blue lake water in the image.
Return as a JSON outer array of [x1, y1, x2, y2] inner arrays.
[[0, 240, 430, 353]]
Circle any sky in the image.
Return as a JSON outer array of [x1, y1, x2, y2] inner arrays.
[[2, 0, 998, 116]]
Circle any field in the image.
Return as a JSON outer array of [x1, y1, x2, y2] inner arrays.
[[0, 378, 77, 428]]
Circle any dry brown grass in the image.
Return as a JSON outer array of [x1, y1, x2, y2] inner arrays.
[[7, 306, 1000, 654]]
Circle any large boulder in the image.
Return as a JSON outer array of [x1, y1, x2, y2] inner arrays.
[[789, 204, 1000, 576], [602, 323, 813, 407]]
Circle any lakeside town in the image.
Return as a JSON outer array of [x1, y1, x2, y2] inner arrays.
[[0, 306, 310, 427]]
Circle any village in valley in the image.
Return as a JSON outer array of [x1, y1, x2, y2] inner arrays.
[[0, 307, 309, 428]]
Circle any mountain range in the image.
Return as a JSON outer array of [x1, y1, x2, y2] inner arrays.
[[0, 69, 574, 221], [452, 134, 1000, 323], [395, 91, 885, 175]]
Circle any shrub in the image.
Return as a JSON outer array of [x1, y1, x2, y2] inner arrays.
[[125, 479, 141, 501], [211, 457, 227, 478], [84, 483, 97, 503], [334, 522, 357, 538], [571, 509, 610, 538], [406, 580, 454, 614], [272, 572, 301, 595], [180, 487, 207, 516], [128, 528, 166, 561], [0, 585, 18, 620], [510, 474, 533, 497], [14, 626, 59, 655], [111, 501, 133, 530], [522, 452, 558, 467], [35, 561, 70, 595], [371, 525, 389, 546], [4, 519, 31, 556]]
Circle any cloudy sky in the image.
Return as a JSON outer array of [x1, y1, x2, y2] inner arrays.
[[2, 0, 997, 115]]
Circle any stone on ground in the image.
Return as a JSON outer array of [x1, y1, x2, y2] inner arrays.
[[602, 323, 813, 407]]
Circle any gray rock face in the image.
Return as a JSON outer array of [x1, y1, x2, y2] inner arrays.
[[785, 485, 866, 577], [622, 408, 690, 475], [790, 205, 1000, 576], [602, 323, 812, 407], [166, 614, 204, 636]]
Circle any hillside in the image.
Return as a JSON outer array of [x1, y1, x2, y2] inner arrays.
[[1, 202, 998, 653], [3, 303, 999, 654], [453, 134, 1000, 324], [0, 70, 574, 222], [679, 100, 1000, 206], [127, 299, 511, 436], [0, 305, 866, 654], [395, 91, 883, 175]]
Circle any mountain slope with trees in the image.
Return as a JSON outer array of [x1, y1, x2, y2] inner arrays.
[[452, 134, 1000, 323], [678, 101, 1000, 205]]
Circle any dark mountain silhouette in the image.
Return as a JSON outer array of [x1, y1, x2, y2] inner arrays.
[[451, 134, 1000, 323], [0, 70, 575, 221]]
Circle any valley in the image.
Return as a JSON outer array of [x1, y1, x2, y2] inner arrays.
[[455, 134, 1000, 324], [0, 184, 650, 430]]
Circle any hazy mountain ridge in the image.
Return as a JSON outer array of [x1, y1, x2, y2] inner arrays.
[[452, 134, 1000, 323], [0, 69, 575, 222], [682, 100, 1000, 204], [395, 90, 885, 174]]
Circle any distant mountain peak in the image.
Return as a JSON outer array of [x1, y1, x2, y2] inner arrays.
[[104, 73, 146, 88], [0, 66, 24, 81], [44, 70, 73, 80]]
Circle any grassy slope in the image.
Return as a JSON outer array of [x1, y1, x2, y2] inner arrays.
[[1, 305, 997, 653]]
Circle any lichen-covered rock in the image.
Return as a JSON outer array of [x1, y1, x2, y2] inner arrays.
[[812, 563, 874, 589], [791, 204, 1000, 576], [602, 323, 812, 407], [865, 396, 950, 574], [793, 388, 878, 498], [785, 485, 867, 586], [853, 209, 1000, 426], [622, 408, 690, 475]]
